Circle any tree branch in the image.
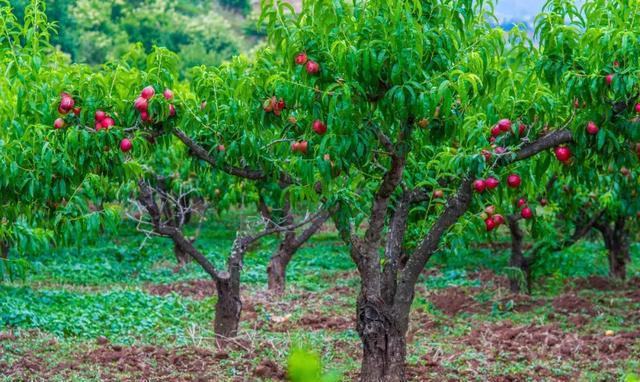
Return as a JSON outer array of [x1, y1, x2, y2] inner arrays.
[[172, 128, 266, 180], [506, 129, 573, 163], [291, 210, 331, 249], [138, 180, 222, 281], [391, 128, 574, 314]]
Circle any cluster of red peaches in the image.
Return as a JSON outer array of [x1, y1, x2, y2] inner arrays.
[[257, 52, 326, 155]]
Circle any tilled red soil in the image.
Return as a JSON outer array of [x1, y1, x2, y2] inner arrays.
[[570, 275, 640, 291], [1, 335, 286, 382], [469, 269, 510, 288], [463, 321, 639, 369], [428, 286, 484, 316], [551, 293, 595, 315]]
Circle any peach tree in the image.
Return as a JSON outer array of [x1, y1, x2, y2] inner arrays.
[[2, 0, 333, 337], [536, 0, 640, 279], [0, 1, 125, 277], [258, 0, 574, 380]]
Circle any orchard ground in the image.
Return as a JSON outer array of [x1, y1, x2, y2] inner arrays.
[[1, 212, 639, 382]]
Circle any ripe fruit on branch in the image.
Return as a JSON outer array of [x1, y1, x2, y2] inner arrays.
[[481, 150, 492, 161], [540, 198, 548, 206], [473, 179, 486, 193], [120, 138, 133, 152], [485, 176, 499, 189], [217, 144, 225, 152], [485, 218, 496, 231], [490, 125, 501, 137], [294, 52, 308, 65], [141, 86, 155, 99], [492, 214, 505, 225], [58, 105, 69, 115], [305, 60, 320, 74], [73, 107, 81, 116], [59, 96, 74, 112], [134, 97, 148, 113], [95, 110, 106, 122], [102, 117, 115, 129], [53, 118, 65, 129], [507, 174, 521, 188], [312, 120, 327, 135], [586, 121, 599, 135], [140, 111, 151, 122], [495, 147, 506, 155], [554, 146, 571, 163], [95, 122, 104, 131], [274, 99, 285, 116], [521, 207, 533, 219], [163, 89, 174, 100], [497, 118, 511, 133], [169, 104, 176, 117], [605, 74, 614, 86], [518, 124, 526, 136], [635, 103, 640, 113], [484, 205, 496, 216], [517, 198, 526, 208], [292, 141, 308, 154], [432, 189, 444, 199], [263, 97, 285, 115]]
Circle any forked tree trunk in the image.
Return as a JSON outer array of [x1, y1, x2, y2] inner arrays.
[[137, 180, 326, 339], [330, 129, 572, 382], [266, 211, 330, 294]]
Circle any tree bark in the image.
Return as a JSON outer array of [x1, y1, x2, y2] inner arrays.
[[507, 215, 529, 293], [214, 276, 241, 336], [267, 210, 330, 294], [598, 217, 629, 280], [0, 241, 8, 260], [173, 243, 191, 266], [267, 236, 295, 294], [357, 296, 407, 382], [214, 237, 246, 337]]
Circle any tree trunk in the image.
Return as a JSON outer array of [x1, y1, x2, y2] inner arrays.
[[598, 218, 629, 281], [213, 236, 246, 338], [267, 245, 294, 294], [507, 215, 528, 293], [357, 296, 407, 382], [0, 241, 8, 260], [214, 276, 242, 337], [173, 243, 191, 266], [267, 210, 330, 294]]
